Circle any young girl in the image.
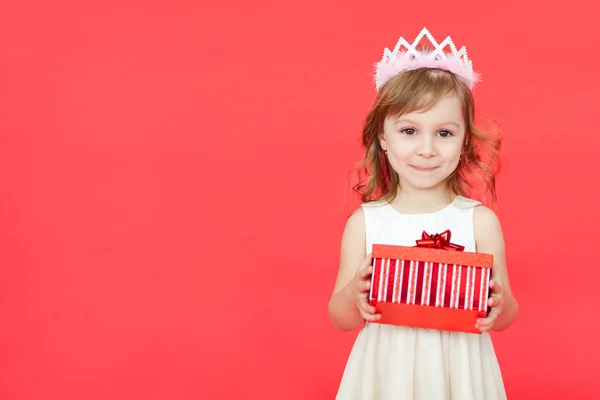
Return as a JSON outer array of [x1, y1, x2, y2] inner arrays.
[[328, 28, 518, 399]]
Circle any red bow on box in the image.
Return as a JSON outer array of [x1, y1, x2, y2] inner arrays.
[[415, 230, 465, 251]]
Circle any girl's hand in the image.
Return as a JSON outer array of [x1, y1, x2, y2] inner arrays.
[[353, 253, 381, 322], [475, 278, 504, 331]]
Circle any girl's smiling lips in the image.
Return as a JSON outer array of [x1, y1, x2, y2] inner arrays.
[[410, 165, 439, 172]]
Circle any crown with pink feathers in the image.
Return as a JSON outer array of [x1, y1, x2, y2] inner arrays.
[[374, 27, 480, 91]]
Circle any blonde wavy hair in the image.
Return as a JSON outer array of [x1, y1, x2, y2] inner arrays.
[[352, 68, 502, 206]]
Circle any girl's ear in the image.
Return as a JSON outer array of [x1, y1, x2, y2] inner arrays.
[[462, 133, 470, 155], [379, 132, 386, 152]]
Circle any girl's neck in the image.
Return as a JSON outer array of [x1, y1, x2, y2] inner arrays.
[[388, 185, 457, 213]]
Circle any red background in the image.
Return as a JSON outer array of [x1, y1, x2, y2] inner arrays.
[[1, 1, 599, 399]]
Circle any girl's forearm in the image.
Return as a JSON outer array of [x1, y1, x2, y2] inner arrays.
[[328, 284, 363, 331], [492, 296, 519, 331]]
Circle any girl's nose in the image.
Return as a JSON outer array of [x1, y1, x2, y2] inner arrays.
[[417, 136, 436, 157]]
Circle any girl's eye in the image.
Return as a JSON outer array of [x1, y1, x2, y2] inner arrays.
[[438, 130, 453, 138], [401, 128, 416, 135]]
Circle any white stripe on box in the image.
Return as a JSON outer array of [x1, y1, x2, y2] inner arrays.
[[413, 260, 419, 305], [484, 268, 491, 313], [406, 260, 414, 304], [450, 264, 457, 309], [435, 263, 441, 307], [456, 265, 462, 309], [412, 260, 419, 305], [398, 260, 405, 304], [464, 266, 471, 310], [465, 266, 470, 310], [479, 266, 485, 311], [368, 258, 376, 301], [426, 262, 433, 306], [441, 263, 447, 307], [377, 258, 385, 301], [392, 259, 399, 303], [407, 260, 412, 305], [420, 262, 427, 306], [470, 266, 476, 310], [383, 258, 390, 301]]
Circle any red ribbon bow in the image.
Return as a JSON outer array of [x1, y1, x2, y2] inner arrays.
[[414, 230, 465, 251]]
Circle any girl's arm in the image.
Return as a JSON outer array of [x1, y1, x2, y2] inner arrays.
[[328, 208, 370, 331], [474, 205, 519, 331]]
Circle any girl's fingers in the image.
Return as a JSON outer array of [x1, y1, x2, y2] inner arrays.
[[360, 308, 381, 321], [475, 318, 493, 331], [358, 296, 380, 321], [360, 280, 370, 292], [359, 265, 373, 279], [357, 294, 377, 315], [358, 298, 375, 314], [476, 307, 499, 330], [488, 296, 502, 308], [489, 279, 502, 294]]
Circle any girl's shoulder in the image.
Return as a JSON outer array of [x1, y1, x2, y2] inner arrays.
[[453, 195, 499, 226], [453, 195, 483, 209], [360, 198, 388, 209]]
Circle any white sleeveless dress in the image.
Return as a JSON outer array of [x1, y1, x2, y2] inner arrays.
[[335, 196, 507, 400]]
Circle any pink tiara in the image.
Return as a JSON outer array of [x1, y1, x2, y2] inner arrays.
[[374, 28, 480, 90]]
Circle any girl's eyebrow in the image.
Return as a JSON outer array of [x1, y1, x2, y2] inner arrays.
[[395, 118, 462, 128]]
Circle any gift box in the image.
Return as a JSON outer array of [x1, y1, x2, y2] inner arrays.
[[368, 230, 493, 334]]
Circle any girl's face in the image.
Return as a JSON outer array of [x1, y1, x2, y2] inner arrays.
[[380, 95, 465, 194]]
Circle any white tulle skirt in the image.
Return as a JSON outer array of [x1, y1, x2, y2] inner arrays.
[[335, 322, 507, 400]]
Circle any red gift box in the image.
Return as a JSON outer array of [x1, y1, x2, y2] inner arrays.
[[368, 230, 493, 334]]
